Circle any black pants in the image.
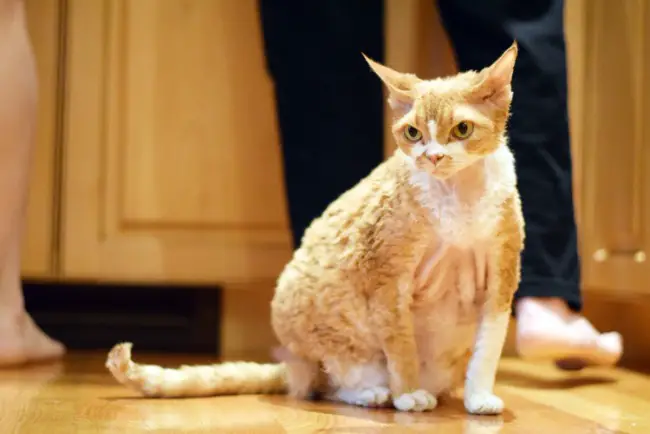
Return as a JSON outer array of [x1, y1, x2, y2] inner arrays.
[[258, 0, 581, 311]]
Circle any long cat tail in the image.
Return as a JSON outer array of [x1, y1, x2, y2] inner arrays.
[[105, 342, 287, 398]]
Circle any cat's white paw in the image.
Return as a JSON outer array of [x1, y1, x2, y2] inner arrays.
[[464, 391, 504, 415], [357, 386, 392, 407], [337, 386, 392, 408], [393, 389, 437, 412]]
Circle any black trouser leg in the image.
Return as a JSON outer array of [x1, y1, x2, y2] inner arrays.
[[437, 0, 582, 311], [258, 0, 385, 248]]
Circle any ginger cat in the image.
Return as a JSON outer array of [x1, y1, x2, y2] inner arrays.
[[106, 42, 524, 415]]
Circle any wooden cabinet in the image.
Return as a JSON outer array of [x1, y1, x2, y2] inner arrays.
[[59, 0, 292, 284], [21, 0, 62, 277], [18, 0, 650, 295], [577, 0, 650, 294], [15, 0, 650, 359]]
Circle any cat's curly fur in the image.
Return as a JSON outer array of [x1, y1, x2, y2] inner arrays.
[[106, 42, 524, 415]]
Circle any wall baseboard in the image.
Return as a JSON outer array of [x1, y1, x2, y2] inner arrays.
[[23, 280, 222, 355], [25, 279, 647, 370]]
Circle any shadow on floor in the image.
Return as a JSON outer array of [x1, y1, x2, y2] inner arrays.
[[259, 394, 515, 428], [496, 367, 617, 390]]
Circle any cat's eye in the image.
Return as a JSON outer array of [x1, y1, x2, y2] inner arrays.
[[450, 121, 474, 140], [404, 125, 422, 142]]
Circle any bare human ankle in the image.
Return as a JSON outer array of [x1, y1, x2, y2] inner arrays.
[[516, 296, 574, 322], [514, 295, 623, 369]]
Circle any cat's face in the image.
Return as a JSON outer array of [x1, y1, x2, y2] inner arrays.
[[364, 43, 518, 179]]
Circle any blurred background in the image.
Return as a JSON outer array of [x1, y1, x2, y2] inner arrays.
[[20, 0, 650, 369]]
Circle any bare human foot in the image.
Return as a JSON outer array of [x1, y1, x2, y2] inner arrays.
[[515, 297, 623, 370], [0, 311, 65, 367]]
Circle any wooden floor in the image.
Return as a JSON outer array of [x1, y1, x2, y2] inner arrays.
[[0, 352, 648, 433]]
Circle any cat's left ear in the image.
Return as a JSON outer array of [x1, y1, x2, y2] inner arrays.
[[473, 41, 518, 107], [362, 54, 420, 115]]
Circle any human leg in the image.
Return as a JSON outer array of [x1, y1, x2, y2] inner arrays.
[[0, 0, 65, 366], [436, 0, 621, 367], [257, 0, 386, 248]]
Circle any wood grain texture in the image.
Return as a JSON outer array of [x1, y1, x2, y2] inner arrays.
[[220, 282, 278, 358], [21, 0, 62, 277], [60, 0, 292, 284], [578, 0, 650, 294], [0, 352, 644, 433]]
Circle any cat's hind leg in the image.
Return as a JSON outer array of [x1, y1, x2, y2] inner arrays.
[[274, 348, 392, 407], [323, 358, 393, 408], [272, 346, 321, 399], [335, 386, 392, 408], [323, 357, 436, 411]]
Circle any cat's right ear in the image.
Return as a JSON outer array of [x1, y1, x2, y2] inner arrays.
[[362, 54, 419, 115]]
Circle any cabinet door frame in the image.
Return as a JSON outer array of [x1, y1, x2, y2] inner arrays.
[[22, 0, 65, 278], [578, 0, 650, 294], [60, 0, 292, 284]]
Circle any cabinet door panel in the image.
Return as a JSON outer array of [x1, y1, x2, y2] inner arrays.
[[62, 0, 292, 284], [580, 0, 649, 293], [120, 1, 286, 227], [22, 0, 61, 277]]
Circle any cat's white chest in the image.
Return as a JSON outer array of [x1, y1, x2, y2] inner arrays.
[[409, 145, 516, 248], [417, 180, 497, 247], [405, 146, 517, 395]]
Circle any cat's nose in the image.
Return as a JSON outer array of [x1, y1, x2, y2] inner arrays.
[[428, 153, 445, 165]]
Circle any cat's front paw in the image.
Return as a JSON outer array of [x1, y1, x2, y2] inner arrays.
[[464, 391, 504, 415], [393, 389, 437, 412]]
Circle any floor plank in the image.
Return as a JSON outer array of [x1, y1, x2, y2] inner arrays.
[[0, 352, 646, 433]]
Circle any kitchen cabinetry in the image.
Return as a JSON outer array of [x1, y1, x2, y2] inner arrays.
[[22, 0, 62, 277], [18, 0, 650, 360], [23, 0, 293, 285], [577, 0, 650, 294], [22, 0, 650, 292]]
